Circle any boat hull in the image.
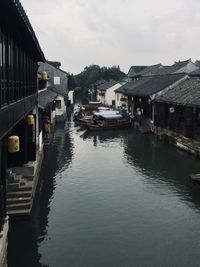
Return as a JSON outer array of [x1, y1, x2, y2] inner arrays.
[[87, 121, 131, 131]]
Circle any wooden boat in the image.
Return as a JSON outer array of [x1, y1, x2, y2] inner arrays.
[[79, 116, 92, 125], [78, 109, 120, 126], [82, 101, 102, 111], [86, 114, 131, 131]]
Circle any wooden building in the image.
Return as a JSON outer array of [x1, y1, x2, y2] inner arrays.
[[115, 74, 186, 119], [0, 0, 44, 262], [154, 76, 200, 141]]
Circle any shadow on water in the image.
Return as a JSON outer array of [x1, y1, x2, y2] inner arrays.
[[8, 123, 74, 267], [122, 129, 200, 210], [81, 127, 200, 211]]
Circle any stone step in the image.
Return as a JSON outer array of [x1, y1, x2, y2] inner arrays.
[[8, 209, 31, 216], [7, 186, 32, 193], [7, 191, 32, 198], [12, 164, 35, 177], [7, 183, 19, 191], [7, 202, 31, 212], [23, 176, 34, 182], [7, 197, 31, 205]]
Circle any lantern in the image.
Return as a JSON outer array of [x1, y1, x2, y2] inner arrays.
[[8, 136, 20, 153], [41, 71, 48, 80], [27, 115, 35, 125]]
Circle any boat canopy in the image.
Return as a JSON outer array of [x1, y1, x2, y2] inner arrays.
[[98, 107, 110, 111], [89, 101, 101, 105], [98, 114, 123, 120], [94, 111, 120, 116]]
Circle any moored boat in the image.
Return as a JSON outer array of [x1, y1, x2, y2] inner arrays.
[[78, 109, 120, 126], [86, 114, 131, 131]]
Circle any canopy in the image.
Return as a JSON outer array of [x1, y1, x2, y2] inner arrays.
[[98, 114, 123, 120]]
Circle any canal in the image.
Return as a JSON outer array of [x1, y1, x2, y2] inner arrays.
[[8, 121, 200, 267]]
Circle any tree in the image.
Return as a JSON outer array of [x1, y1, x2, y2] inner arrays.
[[74, 64, 126, 91]]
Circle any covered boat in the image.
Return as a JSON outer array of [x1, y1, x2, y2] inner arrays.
[[78, 109, 120, 125], [86, 113, 131, 131]]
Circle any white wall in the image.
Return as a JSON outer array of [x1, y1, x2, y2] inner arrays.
[[55, 95, 66, 116], [105, 83, 123, 106], [68, 90, 74, 105], [115, 92, 123, 109]]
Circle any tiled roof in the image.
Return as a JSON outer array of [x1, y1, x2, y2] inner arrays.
[[128, 66, 147, 77], [164, 59, 195, 74], [195, 60, 200, 67], [154, 76, 200, 107], [115, 74, 186, 97], [189, 68, 200, 76], [49, 87, 68, 97], [137, 64, 166, 76], [97, 81, 118, 91], [38, 90, 57, 109]]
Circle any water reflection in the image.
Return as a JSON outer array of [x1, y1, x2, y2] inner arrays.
[[8, 124, 74, 267], [8, 123, 200, 267], [81, 129, 126, 145], [122, 129, 200, 210]]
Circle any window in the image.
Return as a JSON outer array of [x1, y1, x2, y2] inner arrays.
[[54, 77, 60, 85], [56, 100, 61, 109]]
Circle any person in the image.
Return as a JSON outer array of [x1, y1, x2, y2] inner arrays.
[[149, 120, 155, 133], [92, 115, 97, 125], [43, 118, 51, 138], [134, 108, 141, 129], [129, 112, 134, 126]]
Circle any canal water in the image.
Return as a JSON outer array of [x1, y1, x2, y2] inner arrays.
[[8, 121, 200, 267]]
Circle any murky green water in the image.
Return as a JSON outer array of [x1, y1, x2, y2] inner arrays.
[[8, 121, 200, 267]]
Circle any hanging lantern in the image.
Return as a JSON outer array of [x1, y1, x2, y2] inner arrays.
[[41, 71, 48, 80], [8, 136, 20, 153], [27, 115, 35, 125]]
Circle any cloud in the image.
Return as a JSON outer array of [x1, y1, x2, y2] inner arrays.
[[21, 0, 200, 74]]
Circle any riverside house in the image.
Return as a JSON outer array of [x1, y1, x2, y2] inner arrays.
[[115, 74, 187, 121], [39, 61, 69, 123], [97, 80, 125, 107], [0, 0, 45, 265], [154, 75, 200, 156]]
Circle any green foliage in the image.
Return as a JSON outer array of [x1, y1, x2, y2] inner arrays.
[[74, 65, 126, 91]]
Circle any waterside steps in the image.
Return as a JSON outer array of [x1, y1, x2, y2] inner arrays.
[[6, 152, 43, 216], [190, 174, 200, 183], [175, 136, 200, 157]]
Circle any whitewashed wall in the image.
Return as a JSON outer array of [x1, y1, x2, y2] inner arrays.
[[105, 83, 123, 106]]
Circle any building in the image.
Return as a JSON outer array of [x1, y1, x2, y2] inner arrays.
[[115, 74, 187, 131], [0, 0, 45, 265], [154, 76, 200, 155], [165, 59, 199, 74], [97, 81, 124, 107], [39, 61, 68, 123]]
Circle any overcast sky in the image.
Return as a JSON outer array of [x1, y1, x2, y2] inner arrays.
[[21, 0, 200, 74]]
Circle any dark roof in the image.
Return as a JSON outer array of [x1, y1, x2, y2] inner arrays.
[[47, 61, 61, 68], [46, 61, 68, 75], [195, 60, 200, 67], [164, 59, 193, 74], [115, 74, 186, 97], [128, 66, 147, 77], [154, 77, 200, 108], [38, 90, 57, 109], [137, 64, 166, 76], [189, 68, 200, 76], [97, 81, 118, 91], [49, 87, 67, 97], [1, 0, 45, 61]]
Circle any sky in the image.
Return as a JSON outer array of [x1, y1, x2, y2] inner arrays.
[[21, 0, 200, 75]]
